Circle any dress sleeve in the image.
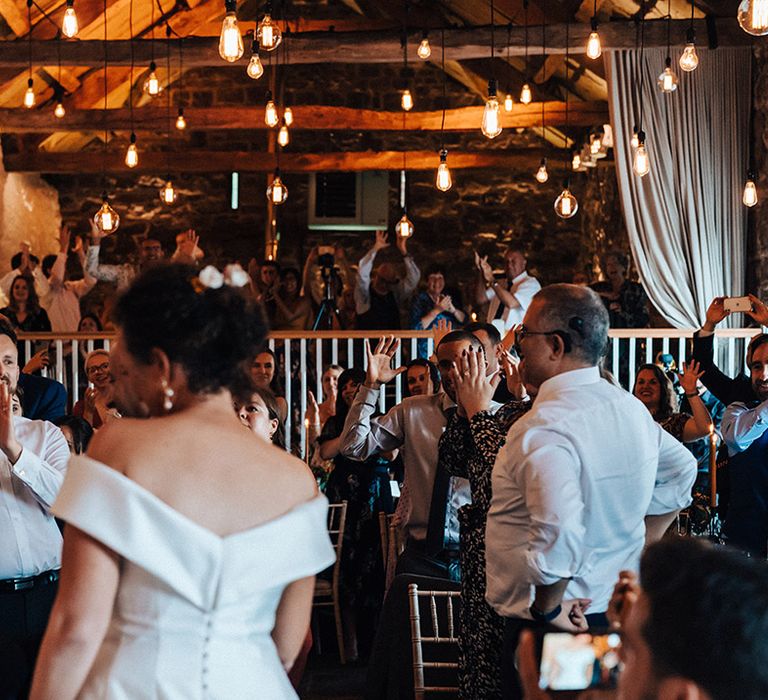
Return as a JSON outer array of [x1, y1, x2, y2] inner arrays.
[[438, 412, 471, 478]]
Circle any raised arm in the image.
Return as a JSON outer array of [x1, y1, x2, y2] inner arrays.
[[677, 361, 712, 441], [354, 232, 388, 315]]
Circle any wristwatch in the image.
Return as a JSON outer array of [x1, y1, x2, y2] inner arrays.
[[529, 604, 562, 623]]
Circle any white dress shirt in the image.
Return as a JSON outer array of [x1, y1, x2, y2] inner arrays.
[[485, 271, 541, 334], [39, 252, 96, 332], [0, 416, 70, 578], [722, 398, 768, 455], [486, 367, 696, 618], [340, 385, 499, 545]]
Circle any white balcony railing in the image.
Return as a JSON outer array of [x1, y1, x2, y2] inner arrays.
[[16, 328, 759, 454]]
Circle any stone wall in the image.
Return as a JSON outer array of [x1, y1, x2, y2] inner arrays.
[[749, 45, 768, 299]]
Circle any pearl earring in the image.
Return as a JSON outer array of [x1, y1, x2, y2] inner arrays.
[[161, 378, 175, 412]]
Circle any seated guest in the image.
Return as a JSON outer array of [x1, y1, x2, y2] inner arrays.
[[404, 358, 439, 397], [633, 361, 711, 442], [355, 230, 420, 330], [1, 274, 52, 334], [236, 386, 286, 449], [519, 537, 768, 700], [319, 367, 395, 662], [16, 373, 67, 422], [52, 415, 94, 455], [307, 364, 343, 427], [0, 319, 70, 699], [73, 350, 116, 429], [486, 284, 696, 700], [721, 334, 768, 556], [250, 346, 288, 421], [272, 266, 313, 331], [439, 349, 533, 699], [410, 264, 466, 356]]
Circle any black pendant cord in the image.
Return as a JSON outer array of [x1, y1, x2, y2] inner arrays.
[[564, 14, 569, 175], [27, 0, 32, 85], [638, 11, 646, 133], [129, 0, 134, 134], [490, 0, 495, 60], [102, 0, 107, 191], [440, 26, 446, 152], [166, 23, 172, 176]]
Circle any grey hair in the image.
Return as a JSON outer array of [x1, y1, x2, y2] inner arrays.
[[532, 283, 609, 365]]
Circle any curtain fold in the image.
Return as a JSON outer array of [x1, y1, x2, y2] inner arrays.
[[606, 47, 751, 328]]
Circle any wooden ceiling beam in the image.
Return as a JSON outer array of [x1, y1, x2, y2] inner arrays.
[[0, 101, 608, 132], [0, 18, 747, 67], [4, 148, 569, 173]]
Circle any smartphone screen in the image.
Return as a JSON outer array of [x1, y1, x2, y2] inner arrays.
[[539, 632, 621, 691]]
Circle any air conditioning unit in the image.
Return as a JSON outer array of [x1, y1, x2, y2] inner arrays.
[[308, 171, 389, 231]]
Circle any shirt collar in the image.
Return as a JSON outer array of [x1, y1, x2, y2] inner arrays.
[[510, 271, 529, 285], [536, 366, 601, 402], [439, 391, 456, 413]]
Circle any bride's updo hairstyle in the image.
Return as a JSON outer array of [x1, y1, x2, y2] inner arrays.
[[114, 264, 267, 399]]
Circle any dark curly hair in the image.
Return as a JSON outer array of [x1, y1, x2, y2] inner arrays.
[[113, 264, 267, 400]]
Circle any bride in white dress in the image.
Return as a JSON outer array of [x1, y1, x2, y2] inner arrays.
[[30, 265, 335, 700]]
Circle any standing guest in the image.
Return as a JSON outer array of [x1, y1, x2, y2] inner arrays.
[[52, 416, 94, 455], [589, 250, 649, 328], [306, 364, 343, 432], [86, 229, 163, 292], [251, 346, 288, 422], [475, 247, 541, 335], [72, 350, 116, 429], [39, 225, 96, 333], [0, 244, 45, 304], [355, 230, 420, 330], [633, 361, 711, 442], [404, 357, 439, 397], [410, 264, 466, 356], [319, 367, 395, 661], [439, 350, 532, 699], [273, 267, 313, 331], [486, 284, 696, 700], [236, 386, 285, 449], [1, 274, 52, 333], [248, 259, 280, 327], [30, 264, 334, 700], [0, 320, 70, 700], [466, 320, 515, 402]]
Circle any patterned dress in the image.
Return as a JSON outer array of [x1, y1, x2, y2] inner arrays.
[[438, 400, 531, 700], [656, 412, 691, 443]]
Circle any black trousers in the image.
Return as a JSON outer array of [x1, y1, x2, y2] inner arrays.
[[501, 612, 609, 700], [0, 579, 59, 700]]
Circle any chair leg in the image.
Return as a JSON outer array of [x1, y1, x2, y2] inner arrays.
[[333, 597, 346, 665], [311, 608, 322, 656]]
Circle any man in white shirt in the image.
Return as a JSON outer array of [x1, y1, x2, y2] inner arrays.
[[485, 284, 695, 700], [476, 246, 541, 335], [0, 320, 70, 698]]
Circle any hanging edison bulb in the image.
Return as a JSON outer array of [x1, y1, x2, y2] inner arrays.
[[143, 62, 161, 97], [61, 0, 78, 38], [257, 13, 282, 51], [744, 175, 758, 207], [219, 0, 244, 62], [630, 125, 640, 150], [738, 0, 768, 36], [586, 19, 602, 59], [435, 149, 452, 192], [554, 184, 578, 219], [633, 131, 650, 177], [504, 93, 513, 112], [176, 107, 187, 130], [277, 121, 290, 147], [93, 195, 120, 234], [247, 49, 264, 80], [657, 58, 678, 93], [417, 31, 431, 60], [54, 100, 65, 119], [401, 88, 414, 112], [397, 212, 414, 238], [519, 82, 532, 105], [160, 179, 177, 205], [125, 132, 139, 169], [481, 79, 502, 139], [572, 152, 587, 172], [284, 107, 294, 127], [535, 158, 549, 183], [267, 169, 288, 205], [24, 79, 35, 109], [680, 29, 699, 72], [264, 91, 279, 127]]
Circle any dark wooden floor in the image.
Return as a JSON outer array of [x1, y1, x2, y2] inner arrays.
[[298, 652, 366, 700]]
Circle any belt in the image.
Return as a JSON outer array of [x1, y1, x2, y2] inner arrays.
[[0, 569, 60, 594]]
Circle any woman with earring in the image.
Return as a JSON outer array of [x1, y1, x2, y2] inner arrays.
[[30, 264, 334, 700], [236, 386, 286, 449]]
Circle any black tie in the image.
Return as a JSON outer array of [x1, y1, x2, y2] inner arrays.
[[425, 407, 456, 555]]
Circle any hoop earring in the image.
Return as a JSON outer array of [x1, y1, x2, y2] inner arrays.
[[161, 378, 175, 413]]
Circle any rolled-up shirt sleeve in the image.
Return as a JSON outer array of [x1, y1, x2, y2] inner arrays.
[[11, 423, 70, 510], [648, 423, 697, 515], [339, 385, 404, 460], [722, 400, 768, 454], [510, 431, 586, 585]]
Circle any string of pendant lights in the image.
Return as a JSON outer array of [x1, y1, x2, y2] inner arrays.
[[554, 15, 577, 219], [481, 0, 501, 139], [435, 27, 452, 192], [535, 17, 548, 184]]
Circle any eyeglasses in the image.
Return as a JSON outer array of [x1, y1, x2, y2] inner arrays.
[[86, 363, 110, 375], [514, 324, 572, 356]]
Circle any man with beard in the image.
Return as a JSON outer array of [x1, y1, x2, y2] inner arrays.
[[0, 320, 70, 698], [721, 334, 768, 556], [486, 284, 696, 700]]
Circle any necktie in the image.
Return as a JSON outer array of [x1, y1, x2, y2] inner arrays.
[[425, 407, 456, 555]]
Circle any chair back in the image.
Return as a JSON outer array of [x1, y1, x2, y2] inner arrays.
[[326, 501, 347, 594], [408, 583, 461, 699]]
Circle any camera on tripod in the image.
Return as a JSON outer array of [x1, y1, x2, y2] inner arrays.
[[313, 245, 341, 330], [318, 245, 335, 272]]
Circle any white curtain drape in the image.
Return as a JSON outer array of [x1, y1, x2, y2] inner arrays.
[[606, 47, 751, 328]]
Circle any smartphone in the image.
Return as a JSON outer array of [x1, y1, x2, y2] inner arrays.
[[538, 631, 621, 692], [724, 296, 752, 313]]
